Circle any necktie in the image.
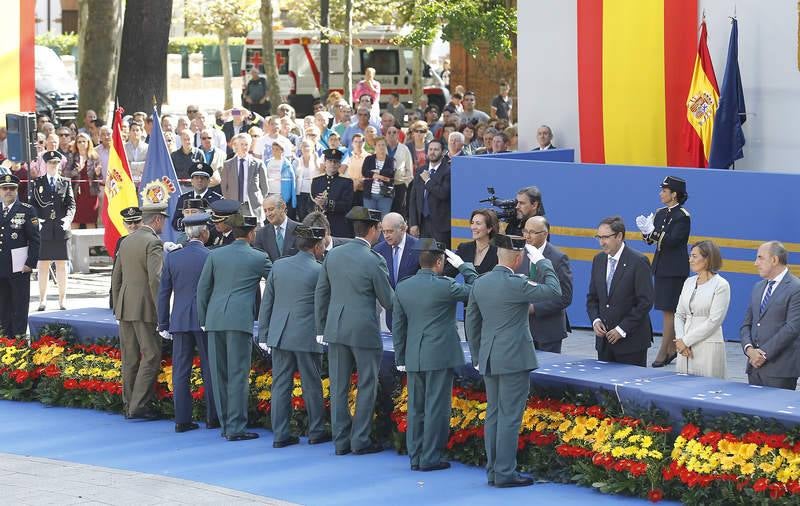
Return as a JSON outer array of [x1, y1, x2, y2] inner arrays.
[[49, 177, 55, 192], [606, 257, 617, 295], [760, 280, 776, 315], [529, 261, 537, 279], [422, 167, 436, 217], [392, 246, 401, 284], [275, 226, 284, 253], [238, 158, 245, 202]]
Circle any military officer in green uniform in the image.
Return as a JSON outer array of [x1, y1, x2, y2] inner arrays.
[[197, 209, 272, 441], [392, 240, 478, 471], [465, 234, 561, 488], [315, 206, 393, 455], [258, 225, 331, 448]]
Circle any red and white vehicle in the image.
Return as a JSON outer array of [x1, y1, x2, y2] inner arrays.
[[241, 26, 449, 116]]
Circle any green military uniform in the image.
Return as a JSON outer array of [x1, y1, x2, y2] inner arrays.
[[465, 235, 561, 487], [315, 207, 393, 454], [197, 212, 272, 439], [392, 239, 478, 470], [111, 208, 165, 418], [258, 243, 327, 445]]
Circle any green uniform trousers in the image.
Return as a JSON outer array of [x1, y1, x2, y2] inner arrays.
[[406, 368, 454, 468], [271, 348, 326, 442], [483, 371, 530, 485], [328, 343, 381, 453], [119, 320, 162, 417], [208, 330, 252, 437]]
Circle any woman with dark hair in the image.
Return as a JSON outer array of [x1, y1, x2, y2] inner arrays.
[[444, 208, 499, 277], [673, 240, 730, 378], [636, 176, 691, 367]]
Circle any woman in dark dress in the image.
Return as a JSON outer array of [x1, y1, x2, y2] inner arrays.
[[444, 208, 499, 277], [64, 132, 101, 228], [31, 151, 75, 311], [637, 176, 691, 368]]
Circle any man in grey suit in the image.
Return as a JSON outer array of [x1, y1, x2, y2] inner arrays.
[[465, 235, 561, 488], [258, 225, 331, 448], [393, 240, 477, 471], [254, 195, 299, 261], [197, 210, 272, 441], [112, 203, 167, 420], [220, 133, 269, 223], [741, 241, 800, 390], [518, 216, 573, 353], [315, 207, 394, 455]]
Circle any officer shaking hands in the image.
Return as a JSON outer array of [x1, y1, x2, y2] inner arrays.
[[465, 234, 561, 488], [0, 174, 40, 337]]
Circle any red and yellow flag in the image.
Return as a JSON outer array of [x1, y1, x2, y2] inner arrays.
[[101, 108, 139, 257], [0, 1, 35, 127], [684, 20, 719, 168], [577, 0, 698, 167]]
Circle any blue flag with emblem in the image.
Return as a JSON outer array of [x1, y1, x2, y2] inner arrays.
[[140, 106, 180, 242], [708, 18, 746, 169]]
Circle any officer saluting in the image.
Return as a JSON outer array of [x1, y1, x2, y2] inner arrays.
[[173, 198, 206, 244], [465, 234, 561, 488], [311, 149, 354, 238], [392, 240, 478, 472], [172, 162, 221, 233], [207, 199, 239, 248], [0, 174, 40, 336]]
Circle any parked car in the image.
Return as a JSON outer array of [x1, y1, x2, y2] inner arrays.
[[35, 45, 79, 125]]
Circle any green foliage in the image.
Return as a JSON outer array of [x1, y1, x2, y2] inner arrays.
[[185, 0, 260, 38], [168, 36, 245, 54], [282, 0, 408, 33], [398, 0, 516, 58], [35, 32, 79, 55]]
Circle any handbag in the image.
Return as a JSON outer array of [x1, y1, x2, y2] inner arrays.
[[379, 182, 395, 198]]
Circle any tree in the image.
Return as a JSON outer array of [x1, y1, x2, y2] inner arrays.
[[259, 0, 282, 110], [77, 0, 123, 126], [116, 0, 173, 115], [185, 0, 259, 109], [343, 0, 353, 104]]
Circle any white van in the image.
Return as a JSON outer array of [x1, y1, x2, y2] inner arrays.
[[241, 26, 449, 116]]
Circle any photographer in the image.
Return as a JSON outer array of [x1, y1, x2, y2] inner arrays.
[[505, 186, 545, 236]]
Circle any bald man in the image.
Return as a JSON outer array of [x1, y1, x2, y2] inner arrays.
[[374, 213, 420, 328]]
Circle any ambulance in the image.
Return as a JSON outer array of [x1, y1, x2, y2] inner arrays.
[[241, 26, 449, 116]]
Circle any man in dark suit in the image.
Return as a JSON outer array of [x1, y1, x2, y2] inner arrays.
[[220, 133, 269, 223], [221, 109, 252, 157], [254, 195, 299, 261], [171, 162, 221, 233], [531, 125, 556, 151], [311, 149, 354, 238], [374, 212, 419, 328], [408, 139, 451, 246], [157, 213, 219, 432], [518, 216, 573, 353], [586, 216, 654, 367], [741, 241, 800, 390]]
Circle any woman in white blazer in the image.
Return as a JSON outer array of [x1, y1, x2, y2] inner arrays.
[[674, 240, 730, 378]]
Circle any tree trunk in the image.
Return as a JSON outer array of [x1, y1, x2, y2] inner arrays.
[[220, 34, 233, 110], [411, 46, 423, 107], [260, 0, 282, 109], [319, 0, 330, 98], [343, 0, 353, 105], [116, 0, 172, 114], [78, 0, 122, 126]]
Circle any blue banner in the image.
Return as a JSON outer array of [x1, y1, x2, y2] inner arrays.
[[140, 107, 180, 242], [709, 18, 746, 169]]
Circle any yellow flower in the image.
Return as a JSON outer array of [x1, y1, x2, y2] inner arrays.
[[478, 411, 486, 421], [740, 462, 755, 475], [760, 462, 776, 474], [292, 387, 303, 397], [63, 366, 75, 375], [558, 420, 572, 432]]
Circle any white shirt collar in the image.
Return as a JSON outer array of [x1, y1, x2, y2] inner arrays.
[[355, 237, 371, 247], [275, 216, 288, 232], [537, 241, 547, 255], [538, 143, 552, 150], [609, 242, 625, 263], [429, 161, 442, 172], [325, 238, 333, 251], [769, 267, 789, 286], [394, 233, 407, 251]]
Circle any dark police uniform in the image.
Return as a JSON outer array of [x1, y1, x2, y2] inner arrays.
[[171, 162, 222, 233], [311, 149, 354, 238], [0, 174, 40, 336], [31, 151, 75, 261], [642, 176, 690, 311], [207, 199, 239, 248]]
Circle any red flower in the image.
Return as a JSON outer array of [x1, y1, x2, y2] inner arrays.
[[736, 478, 750, 491], [753, 478, 769, 493], [647, 489, 663, 503], [680, 423, 701, 440], [587, 405, 604, 418], [769, 483, 786, 500], [63, 378, 79, 390], [42, 363, 61, 378]]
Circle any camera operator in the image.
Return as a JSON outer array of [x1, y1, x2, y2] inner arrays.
[[505, 186, 545, 236]]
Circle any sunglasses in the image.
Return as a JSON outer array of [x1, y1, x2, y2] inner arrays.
[[187, 109, 198, 113], [414, 130, 426, 134], [59, 133, 71, 137], [358, 113, 370, 117], [201, 136, 212, 140]]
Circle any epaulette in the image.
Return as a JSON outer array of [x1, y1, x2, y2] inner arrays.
[[680, 207, 690, 217], [656, 206, 667, 212], [19, 202, 32, 208]]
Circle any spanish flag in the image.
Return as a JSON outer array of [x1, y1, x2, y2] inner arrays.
[[0, 1, 35, 127], [577, 0, 698, 167], [684, 20, 719, 168], [101, 108, 139, 257]]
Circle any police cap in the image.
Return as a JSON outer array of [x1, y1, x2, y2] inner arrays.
[[183, 198, 205, 211], [42, 150, 64, 163], [345, 206, 381, 223], [294, 225, 326, 240], [0, 174, 20, 188], [210, 198, 240, 223], [323, 148, 344, 162], [120, 206, 143, 223], [190, 162, 213, 178], [413, 238, 446, 253], [660, 176, 687, 194], [183, 212, 211, 227], [492, 234, 526, 251]]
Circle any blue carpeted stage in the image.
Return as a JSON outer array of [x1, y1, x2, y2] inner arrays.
[[0, 400, 674, 505], [29, 308, 800, 428]]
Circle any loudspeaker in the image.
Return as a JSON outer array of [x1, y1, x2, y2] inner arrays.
[[5, 112, 37, 163]]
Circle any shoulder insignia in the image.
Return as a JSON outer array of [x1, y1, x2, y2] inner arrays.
[[20, 202, 32, 208], [513, 273, 527, 279], [680, 207, 690, 217], [527, 280, 538, 287]]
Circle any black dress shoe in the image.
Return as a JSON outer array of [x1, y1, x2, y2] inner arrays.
[[226, 432, 259, 441], [420, 461, 451, 472], [206, 420, 221, 429], [335, 447, 351, 456], [308, 434, 332, 445], [652, 352, 678, 368], [175, 422, 199, 433], [411, 464, 419, 471], [129, 410, 160, 421], [273, 436, 300, 448], [352, 443, 384, 455], [495, 474, 534, 488]]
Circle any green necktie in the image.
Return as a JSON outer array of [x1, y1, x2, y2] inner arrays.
[[529, 262, 537, 279], [276, 226, 284, 253]]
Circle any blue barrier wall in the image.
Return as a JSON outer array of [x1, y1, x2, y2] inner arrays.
[[451, 154, 800, 341]]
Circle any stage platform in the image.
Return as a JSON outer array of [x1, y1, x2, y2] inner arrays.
[[28, 308, 800, 428]]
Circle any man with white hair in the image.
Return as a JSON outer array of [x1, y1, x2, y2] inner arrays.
[[531, 125, 556, 151], [445, 131, 465, 162], [221, 133, 269, 223]]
